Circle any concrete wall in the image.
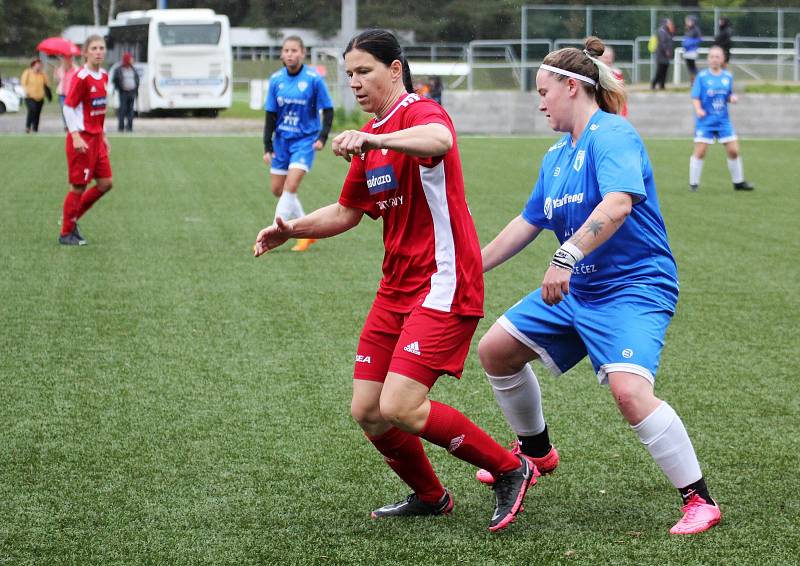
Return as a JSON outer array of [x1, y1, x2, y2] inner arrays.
[[443, 91, 800, 137]]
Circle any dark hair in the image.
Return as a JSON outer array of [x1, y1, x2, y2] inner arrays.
[[283, 35, 305, 50], [30, 58, 42, 67], [343, 29, 413, 93], [541, 36, 626, 115]]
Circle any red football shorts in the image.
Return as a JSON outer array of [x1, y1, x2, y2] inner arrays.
[[353, 302, 480, 389], [66, 132, 112, 185]]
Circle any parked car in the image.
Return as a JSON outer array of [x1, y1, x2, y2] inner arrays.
[[0, 78, 23, 113]]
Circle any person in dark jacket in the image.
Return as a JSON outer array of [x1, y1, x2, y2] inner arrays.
[[111, 52, 139, 132], [651, 18, 675, 90], [714, 17, 733, 65], [683, 15, 702, 84]]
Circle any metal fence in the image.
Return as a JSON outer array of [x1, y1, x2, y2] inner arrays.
[[521, 4, 800, 89]]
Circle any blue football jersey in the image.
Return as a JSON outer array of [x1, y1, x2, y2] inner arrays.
[[265, 65, 334, 139], [691, 69, 733, 127], [522, 110, 679, 310]]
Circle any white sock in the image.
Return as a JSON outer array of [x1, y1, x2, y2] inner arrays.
[[274, 191, 296, 221], [292, 193, 305, 219], [632, 401, 702, 489], [727, 157, 744, 183], [485, 364, 545, 436], [689, 157, 704, 186]]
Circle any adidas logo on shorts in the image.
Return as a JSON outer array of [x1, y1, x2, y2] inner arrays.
[[403, 341, 421, 356]]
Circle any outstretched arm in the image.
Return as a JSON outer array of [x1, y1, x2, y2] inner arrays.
[[482, 215, 543, 273], [541, 191, 633, 305], [332, 123, 452, 161], [253, 203, 363, 256]]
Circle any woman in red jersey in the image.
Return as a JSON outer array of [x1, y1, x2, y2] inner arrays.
[[59, 35, 113, 246], [254, 29, 535, 532]]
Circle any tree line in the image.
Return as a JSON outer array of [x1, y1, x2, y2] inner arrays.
[[0, 0, 786, 56]]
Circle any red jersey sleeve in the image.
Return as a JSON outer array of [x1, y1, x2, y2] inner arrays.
[[338, 149, 379, 219], [65, 74, 85, 108], [402, 99, 454, 169]]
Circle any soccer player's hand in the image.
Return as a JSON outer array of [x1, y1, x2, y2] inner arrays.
[[332, 130, 381, 162], [541, 264, 572, 306], [695, 108, 706, 118], [729, 94, 738, 104], [313, 140, 324, 151], [263, 152, 273, 166], [72, 133, 88, 153], [104, 135, 111, 154], [253, 217, 293, 257]]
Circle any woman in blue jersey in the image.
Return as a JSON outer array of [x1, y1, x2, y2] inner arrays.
[[263, 36, 335, 251], [689, 45, 754, 192], [474, 37, 721, 535]]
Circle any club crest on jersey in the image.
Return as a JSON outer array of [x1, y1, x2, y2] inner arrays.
[[298, 80, 308, 92], [573, 150, 585, 172], [366, 164, 398, 194]]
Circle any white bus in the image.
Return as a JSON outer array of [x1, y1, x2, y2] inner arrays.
[[107, 8, 232, 116]]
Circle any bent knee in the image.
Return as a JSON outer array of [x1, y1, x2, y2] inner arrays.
[[98, 180, 113, 192], [351, 400, 382, 429], [478, 330, 531, 376], [378, 398, 418, 429]]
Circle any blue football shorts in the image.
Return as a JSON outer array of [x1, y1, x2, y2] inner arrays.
[[498, 288, 674, 385], [270, 133, 318, 175], [694, 121, 737, 144]]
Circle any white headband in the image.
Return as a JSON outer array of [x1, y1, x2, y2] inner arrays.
[[539, 64, 597, 86]]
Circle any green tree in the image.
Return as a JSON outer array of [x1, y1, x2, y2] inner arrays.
[[0, 0, 65, 56]]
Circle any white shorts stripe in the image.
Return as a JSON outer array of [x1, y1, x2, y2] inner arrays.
[[597, 363, 654, 386], [497, 316, 563, 377]]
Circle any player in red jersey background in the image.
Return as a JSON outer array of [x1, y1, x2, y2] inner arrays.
[[59, 35, 113, 246], [254, 29, 536, 532]]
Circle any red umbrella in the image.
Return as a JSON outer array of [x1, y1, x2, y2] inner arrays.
[[36, 37, 81, 57]]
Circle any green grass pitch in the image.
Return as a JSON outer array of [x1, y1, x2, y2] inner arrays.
[[1, 133, 798, 564]]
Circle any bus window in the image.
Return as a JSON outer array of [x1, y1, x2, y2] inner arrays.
[[107, 23, 149, 63], [157, 23, 222, 46]]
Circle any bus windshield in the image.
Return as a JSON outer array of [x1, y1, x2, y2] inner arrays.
[[157, 23, 221, 46]]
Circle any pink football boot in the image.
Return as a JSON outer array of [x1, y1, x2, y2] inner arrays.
[[669, 494, 721, 535]]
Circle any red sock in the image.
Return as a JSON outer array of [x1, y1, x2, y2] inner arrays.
[[368, 427, 445, 504], [61, 191, 82, 236], [420, 401, 520, 477], [77, 185, 104, 219]]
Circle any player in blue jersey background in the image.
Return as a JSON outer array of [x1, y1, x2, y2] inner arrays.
[[263, 36, 335, 251], [474, 36, 722, 535], [689, 45, 754, 192]]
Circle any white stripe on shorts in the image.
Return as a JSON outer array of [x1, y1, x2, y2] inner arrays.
[[597, 363, 654, 387], [497, 315, 562, 377]]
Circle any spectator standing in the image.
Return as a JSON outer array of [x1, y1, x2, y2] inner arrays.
[[112, 53, 139, 132], [20, 59, 49, 133], [428, 76, 443, 105], [598, 46, 627, 117], [650, 18, 675, 90], [55, 55, 80, 129], [683, 15, 702, 84], [715, 17, 733, 66]]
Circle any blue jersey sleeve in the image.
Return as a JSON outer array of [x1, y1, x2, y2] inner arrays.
[[264, 76, 278, 112], [593, 126, 647, 202], [521, 166, 551, 229], [314, 75, 334, 110]]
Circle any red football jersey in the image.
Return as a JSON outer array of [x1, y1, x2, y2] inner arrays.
[[65, 66, 108, 134], [339, 93, 484, 317]]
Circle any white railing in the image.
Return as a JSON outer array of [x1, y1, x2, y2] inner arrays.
[[673, 41, 797, 84], [466, 39, 554, 91]]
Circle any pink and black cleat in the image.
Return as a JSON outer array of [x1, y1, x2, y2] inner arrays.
[[477, 441, 558, 485], [669, 494, 721, 535], [488, 454, 538, 532]]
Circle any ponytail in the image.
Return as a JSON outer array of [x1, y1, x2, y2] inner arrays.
[[541, 36, 627, 115], [400, 56, 413, 93]]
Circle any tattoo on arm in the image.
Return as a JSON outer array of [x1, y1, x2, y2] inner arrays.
[[571, 218, 604, 246], [587, 219, 604, 236]]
